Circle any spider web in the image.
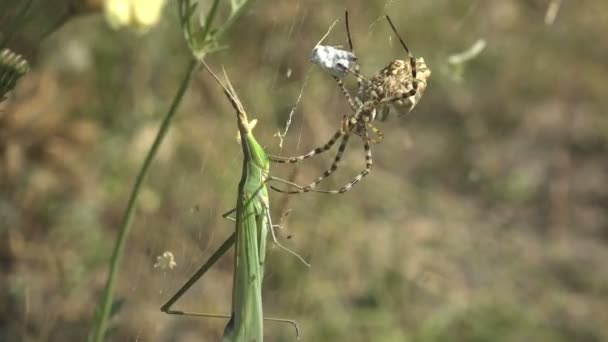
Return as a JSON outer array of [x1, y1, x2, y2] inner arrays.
[[9, 0, 608, 341], [129, 1, 541, 341], [131, 1, 437, 340]]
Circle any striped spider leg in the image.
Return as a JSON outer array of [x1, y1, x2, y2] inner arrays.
[[269, 15, 431, 195], [269, 115, 373, 194]]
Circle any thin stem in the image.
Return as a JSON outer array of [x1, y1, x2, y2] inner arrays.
[[91, 59, 197, 342], [199, 0, 221, 42]]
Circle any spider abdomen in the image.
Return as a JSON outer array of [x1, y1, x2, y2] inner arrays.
[[359, 57, 430, 118]]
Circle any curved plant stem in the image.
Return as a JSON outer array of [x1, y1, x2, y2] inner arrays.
[[91, 59, 197, 342], [91, 0, 249, 339]]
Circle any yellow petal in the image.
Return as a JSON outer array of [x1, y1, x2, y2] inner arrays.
[[133, 0, 167, 28], [104, 0, 131, 29]]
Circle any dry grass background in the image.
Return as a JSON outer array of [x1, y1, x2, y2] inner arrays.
[[1, 0, 608, 341]]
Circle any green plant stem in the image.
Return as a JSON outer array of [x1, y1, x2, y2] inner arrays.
[[91, 58, 197, 342]]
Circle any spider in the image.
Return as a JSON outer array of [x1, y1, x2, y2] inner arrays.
[[269, 14, 431, 194]]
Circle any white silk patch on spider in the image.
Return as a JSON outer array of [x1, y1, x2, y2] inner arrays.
[[310, 45, 358, 78]]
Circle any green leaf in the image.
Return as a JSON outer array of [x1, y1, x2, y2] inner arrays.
[[230, 0, 248, 14]]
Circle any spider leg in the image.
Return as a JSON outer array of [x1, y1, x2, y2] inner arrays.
[[353, 121, 382, 144], [271, 125, 373, 195], [332, 75, 362, 110], [345, 10, 354, 53], [309, 127, 373, 194], [335, 67, 369, 91], [268, 123, 346, 164], [385, 15, 416, 79], [270, 131, 352, 194], [365, 123, 384, 144], [381, 74, 428, 114], [344, 10, 365, 90], [384, 14, 423, 107], [332, 10, 366, 110], [353, 66, 363, 90], [380, 87, 418, 105]]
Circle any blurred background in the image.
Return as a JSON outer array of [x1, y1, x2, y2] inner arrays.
[[1, 0, 607, 341]]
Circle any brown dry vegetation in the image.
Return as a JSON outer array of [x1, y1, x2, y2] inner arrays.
[[1, 1, 608, 341]]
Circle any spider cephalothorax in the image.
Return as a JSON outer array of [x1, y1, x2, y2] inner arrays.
[[269, 13, 430, 194]]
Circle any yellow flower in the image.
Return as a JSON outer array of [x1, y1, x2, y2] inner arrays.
[[104, 0, 167, 32]]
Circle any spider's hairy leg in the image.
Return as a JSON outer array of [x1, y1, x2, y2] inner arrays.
[[334, 66, 369, 95], [378, 80, 426, 111], [268, 125, 346, 164], [270, 131, 352, 194], [353, 121, 383, 144], [271, 122, 373, 195], [345, 10, 354, 52], [366, 123, 384, 144], [385, 15, 423, 108], [385, 15, 417, 80], [344, 10, 364, 90], [338, 137, 373, 193], [332, 75, 362, 110], [305, 127, 373, 194]]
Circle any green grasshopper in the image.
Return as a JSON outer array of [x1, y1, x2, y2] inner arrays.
[[161, 61, 305, 341]]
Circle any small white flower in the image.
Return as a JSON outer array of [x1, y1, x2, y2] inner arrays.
[[154, 251, 177, 270]]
